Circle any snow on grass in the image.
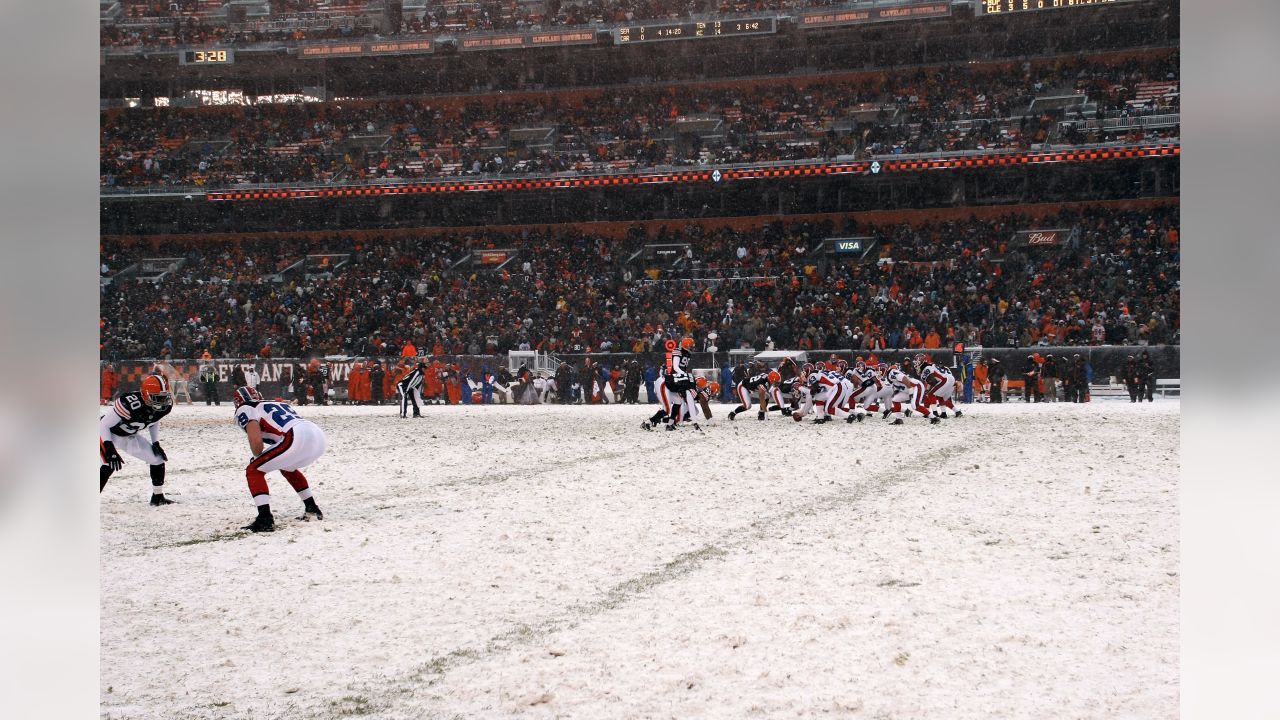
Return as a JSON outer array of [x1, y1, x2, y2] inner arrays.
[[100, 400, 1178, 719]]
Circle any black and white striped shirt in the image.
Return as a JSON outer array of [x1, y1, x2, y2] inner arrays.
[[397, 367, 424, 392]]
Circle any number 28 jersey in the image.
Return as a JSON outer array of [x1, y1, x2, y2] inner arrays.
[[235, 401, 310, 444]]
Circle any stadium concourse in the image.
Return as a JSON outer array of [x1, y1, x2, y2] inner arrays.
[[100, 400, 1178, 719]]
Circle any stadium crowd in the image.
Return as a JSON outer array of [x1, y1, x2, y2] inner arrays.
[[102, 0, 897, 48], [100, 52, 1178, 189], [100, 204, 1179, 361]]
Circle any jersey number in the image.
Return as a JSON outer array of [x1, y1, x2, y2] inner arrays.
[[261, 402, 298, 427]]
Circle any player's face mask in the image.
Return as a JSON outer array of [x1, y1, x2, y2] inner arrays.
[[147, 391, 172, 410]]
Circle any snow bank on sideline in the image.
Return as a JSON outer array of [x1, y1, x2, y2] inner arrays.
[[100, 401, 1178, 719]]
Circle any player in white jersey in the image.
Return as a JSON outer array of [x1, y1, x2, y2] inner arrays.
[[916, 354, 962, 418], [886, 362, 940, 425], [838, 360, 876, 422], [793, 369, 849, 423], [862, 363, 897, 417], [99, 374, 175, 504], [232, 386, 327, 532]]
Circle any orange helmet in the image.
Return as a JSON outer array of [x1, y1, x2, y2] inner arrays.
[[140, 374, 172, 410], [695, 376, 708, 390], [767, 370, 781, 384], [709, 381, 721, 395], [680, 336, 696, 351]]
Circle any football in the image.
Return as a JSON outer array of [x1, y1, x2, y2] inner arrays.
[[793, 412, 804, 422]]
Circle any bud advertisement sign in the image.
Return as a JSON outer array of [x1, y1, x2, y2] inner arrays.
[[1015, 229, 1069, 247]]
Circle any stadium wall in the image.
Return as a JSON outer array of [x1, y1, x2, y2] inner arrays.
[[101, 345, 1179, 404], [101, 197, 1180, 247]]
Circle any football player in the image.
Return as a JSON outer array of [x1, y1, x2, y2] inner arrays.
[[641, 370, 674, 431], [665, 337, 698, 429], [885, 362, 940, 425], [728, 366, 775, 421], [794, 367, 848, 424], [768, 374, 800, 416], [233, 386, 326, 532], [917, 353, 962, 418], [842, 359, 880, 423], [100, 374, 175, 504]]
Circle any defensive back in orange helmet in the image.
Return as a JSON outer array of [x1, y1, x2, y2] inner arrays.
[[680, 336, 696, 351], [140, 374, 172, 410]]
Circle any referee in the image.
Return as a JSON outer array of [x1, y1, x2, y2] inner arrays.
[[397, 361, 426, 418]]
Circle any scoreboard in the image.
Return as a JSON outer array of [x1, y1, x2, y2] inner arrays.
[[616, 17, 776, 44], [981, 0, 1123, 14]]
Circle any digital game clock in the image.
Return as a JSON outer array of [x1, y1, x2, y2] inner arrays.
[[178, 49, 235, 65]]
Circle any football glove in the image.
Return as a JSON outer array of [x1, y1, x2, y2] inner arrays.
[[103, 441, 124, 472]]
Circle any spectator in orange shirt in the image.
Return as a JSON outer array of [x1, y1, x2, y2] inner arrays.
[[402, 341, 417, 357], [923, 330, 942, 349]]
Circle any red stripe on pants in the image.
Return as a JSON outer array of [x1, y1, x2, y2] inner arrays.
[[250, 430, 294, 470]]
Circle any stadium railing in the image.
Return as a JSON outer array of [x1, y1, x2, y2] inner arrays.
[[98, 139, 1182, 198]]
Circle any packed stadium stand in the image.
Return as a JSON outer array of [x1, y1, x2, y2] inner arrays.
[[100, 202, 1178, 360], [100, 0, 1179, 365], [101, 51, 1178, 189]]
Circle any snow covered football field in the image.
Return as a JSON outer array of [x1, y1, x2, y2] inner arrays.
[[100, 400, 1179, 720]]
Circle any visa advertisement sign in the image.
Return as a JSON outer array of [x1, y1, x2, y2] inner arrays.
[[828, 236, 874, 259]]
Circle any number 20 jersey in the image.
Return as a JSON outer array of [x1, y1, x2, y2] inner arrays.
[[104, 391, 171, 438], [235, 401, 310, 444]]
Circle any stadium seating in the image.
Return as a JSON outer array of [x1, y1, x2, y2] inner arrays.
[[99, 205, 1179, 361], [100, 52, 1179, 189]]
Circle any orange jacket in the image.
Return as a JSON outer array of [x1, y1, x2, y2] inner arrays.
[[101, 367, 118, 402], [426, 361, 444, 396], [348, 365, 366, 401]]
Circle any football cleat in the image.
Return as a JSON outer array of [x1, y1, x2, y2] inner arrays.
[[930, 417, 942, 425], [665, 424, 678, 431], [757, 411, 766, 421], [299, 508, 323, 522], [149, 494, 175, 506], [641, 421, 652, 431], [891, 418, 904, 425], [242, 514, 275, 533]]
